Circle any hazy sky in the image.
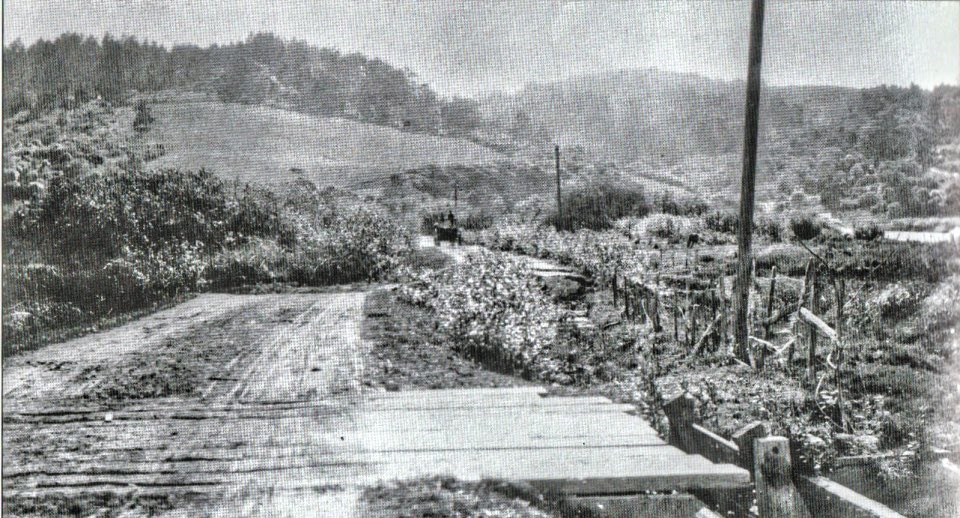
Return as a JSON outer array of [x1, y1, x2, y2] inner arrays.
[[4, 1, 958, 97]]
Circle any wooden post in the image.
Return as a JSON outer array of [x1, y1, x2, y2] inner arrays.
[[758, 266, 777, 370], [764, 266, 777, 340], [835, 277, 848, 430], [789, 259, 815, 366], [754, 437, 807, 517], [732, 422, 768, 479], [664, 394, 697, 451], [674, 297, 680, 342], [734, 0, 766, 363], [555, 144, 563, 231], [683, 280, 691, 347], [690, 303, 698, 349], [717, 276, 727, 346], [653, 275, 662, 333], [710, 287, 718, 350], [807, 264, 819, 384]]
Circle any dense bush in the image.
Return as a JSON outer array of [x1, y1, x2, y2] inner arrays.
[[399, 250, 595, 382], [399, 251, 559, 374], [210, 209, 411, 287], [633, 213, 701, 241], [755, 215, 785, 242], [831, 241, 958, 282], [653, 191, 710, 216], [11, 168, 285, 262], [790, 214, 823, 241], [3, 165, 412, 354], [854, 223, 883, 241], [704, 210, 739, 234], [468, 222, 649, 284], [544, 182, 650, 231]]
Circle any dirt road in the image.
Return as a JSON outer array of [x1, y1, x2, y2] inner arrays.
[[3, 292, 370, 516], [4, 240, 591, 516]]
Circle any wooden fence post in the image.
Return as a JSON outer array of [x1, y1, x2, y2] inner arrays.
[[732, 422, 767, 479], [653, 275, 662, 333], [664, 394, 697, 451], [758, 266, 777, 370], [754, 437, 807, 517], [807, 264, 819, 385], [674, 294, 680, 342], [789, 259, 815, 367], [717, 276, 727, 347]]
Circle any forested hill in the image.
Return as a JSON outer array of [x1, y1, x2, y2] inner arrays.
[[482, 68, 960, 167], [2, 32, 483, 138]]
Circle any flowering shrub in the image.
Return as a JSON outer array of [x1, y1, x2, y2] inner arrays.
[[466, 222, 651, 285], [399, 250, 586, 381]]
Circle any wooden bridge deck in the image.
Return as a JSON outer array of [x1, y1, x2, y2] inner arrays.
[[4, 387, 750, 504], [357, 387, 750, 494]]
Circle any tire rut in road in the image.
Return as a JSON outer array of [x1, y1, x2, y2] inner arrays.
[[4, 291, 370, 517]]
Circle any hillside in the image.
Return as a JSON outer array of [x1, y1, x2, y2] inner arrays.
[[146, 100, 504, 187], [484, 68, 960, 216], [3, 33, 484, 140]]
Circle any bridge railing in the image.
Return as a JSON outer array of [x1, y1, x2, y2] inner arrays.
[[664, 394, 906, 518]]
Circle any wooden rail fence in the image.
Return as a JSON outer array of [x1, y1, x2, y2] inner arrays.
[[664, 394, 906, 518]]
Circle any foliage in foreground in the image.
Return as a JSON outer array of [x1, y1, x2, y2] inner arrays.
[[398, 249, 637, 386], [362, 476, 598, 518], [3, 167, 412, 355]]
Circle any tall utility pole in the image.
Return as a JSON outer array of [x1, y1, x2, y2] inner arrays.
[[735, 0, 766, 362], [555, 144, 563, 231]]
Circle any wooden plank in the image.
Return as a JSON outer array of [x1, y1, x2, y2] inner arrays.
[[3, 399, 634, 425], [689, 424, 741, 465], [799, 307, 837, 342], [5, 431, 669, 470], [796, 475, 905, 518], [368, 447, 751, 493], [4, 407, 648, 439], [355, 430, 665, 452], [7, 446, 748, 488], [366, 386, 547, 400], [574, 494, 713, 517], [360, 412, 658, 435], [4, 463, 366, 489], [362, 397, 626, 412], [7, 442, 676, 479]]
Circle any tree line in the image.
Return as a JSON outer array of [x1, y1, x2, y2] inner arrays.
[[2, 32, 482, 138]]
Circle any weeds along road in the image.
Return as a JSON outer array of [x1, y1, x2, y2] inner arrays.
[[3, 241, 580, 516], [3, 292, 370, 516]]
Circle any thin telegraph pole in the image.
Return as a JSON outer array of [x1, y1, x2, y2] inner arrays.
[[735, 0, 766, 362], [555, 144, 563, 231]]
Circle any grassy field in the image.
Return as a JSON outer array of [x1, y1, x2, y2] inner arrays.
[[146, 100, 504, 188]]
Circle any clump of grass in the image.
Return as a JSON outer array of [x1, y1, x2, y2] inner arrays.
[[361, 476, 597, 518]]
